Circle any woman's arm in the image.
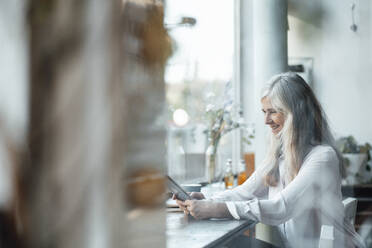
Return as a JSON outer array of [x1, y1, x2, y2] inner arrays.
[[227, 146, 340, 224], [210, 165, 268, 202], [179, 166, 268, 219]]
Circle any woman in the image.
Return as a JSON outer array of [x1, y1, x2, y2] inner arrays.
[[175, 72, 365, 248]]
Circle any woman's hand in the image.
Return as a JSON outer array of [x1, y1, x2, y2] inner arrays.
[[172, 192, 205, 214], [183, 200, 232, 220], [189, 192, 205, 200]]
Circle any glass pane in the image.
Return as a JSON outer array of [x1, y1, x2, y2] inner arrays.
[[164, 0, 235, 183]]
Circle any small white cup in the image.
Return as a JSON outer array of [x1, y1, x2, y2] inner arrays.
[[181, 184, 202, 192]]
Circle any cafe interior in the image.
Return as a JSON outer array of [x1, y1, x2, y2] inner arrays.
[[0, 0, 372, 247]]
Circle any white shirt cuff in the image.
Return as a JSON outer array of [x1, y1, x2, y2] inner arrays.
[[226, 201, 241, 220]]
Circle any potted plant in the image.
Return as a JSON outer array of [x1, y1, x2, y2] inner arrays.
[[203, 82, 254, 183], [336, 136, 371, 185], [203, 101, 245, 183]]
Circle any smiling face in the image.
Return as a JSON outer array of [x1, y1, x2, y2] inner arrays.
[[261, 97, 285, 135]]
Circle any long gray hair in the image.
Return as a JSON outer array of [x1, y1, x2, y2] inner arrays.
[[262, 72, 344, 186]]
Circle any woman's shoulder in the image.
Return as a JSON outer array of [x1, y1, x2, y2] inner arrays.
[[301, 145, 342, 184], [304, 144, 338, 163]]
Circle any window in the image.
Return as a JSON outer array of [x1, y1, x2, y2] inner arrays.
[[164, 0, 236, 183]]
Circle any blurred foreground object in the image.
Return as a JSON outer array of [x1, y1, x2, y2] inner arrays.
[[16, 0, 171, 247], [122, 0, 172, 246], [0, 123, 24, 248], [22, 0, 127, 247], [126, 169, 165, 208]]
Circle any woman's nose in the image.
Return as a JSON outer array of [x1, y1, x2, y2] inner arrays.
[[264, 114, 272, 125]]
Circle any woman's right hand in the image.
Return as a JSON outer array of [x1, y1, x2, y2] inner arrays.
[[172, 192, 205, 214]]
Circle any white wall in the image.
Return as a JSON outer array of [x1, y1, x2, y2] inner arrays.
[[288, 0, 372, 144]]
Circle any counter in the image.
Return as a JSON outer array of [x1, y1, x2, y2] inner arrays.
[[166, 183, 258, 248], [166, 211, 256, 248]]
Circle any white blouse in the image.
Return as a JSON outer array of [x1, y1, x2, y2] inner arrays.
[[210, 145, 365, 248]]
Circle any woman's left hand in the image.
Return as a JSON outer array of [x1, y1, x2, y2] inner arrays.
[[183, 200, 231, 220]]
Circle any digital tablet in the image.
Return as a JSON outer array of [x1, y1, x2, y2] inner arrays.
[[166, 175, 191, 201]]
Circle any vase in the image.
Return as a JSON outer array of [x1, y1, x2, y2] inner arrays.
[[343, 153, 368, 185], [205, 145, 217, 184]]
